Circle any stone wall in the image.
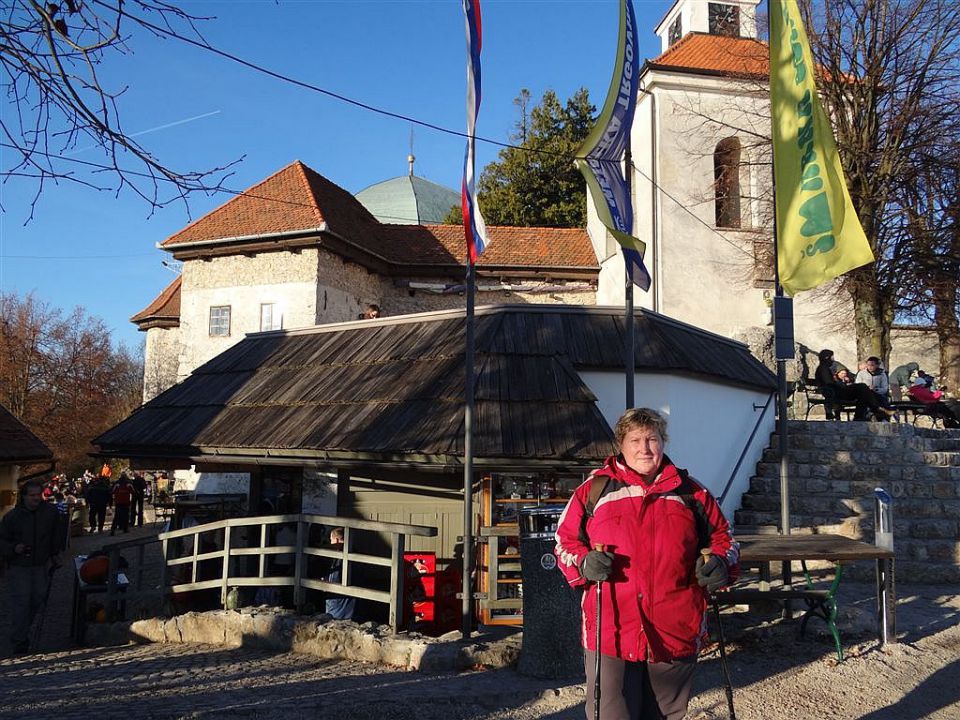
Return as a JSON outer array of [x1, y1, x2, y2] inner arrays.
[[142, 325, 181, 402], [736, 421, 960, 583], [88, 608, 521, 672], [177, 250, 320, 378]]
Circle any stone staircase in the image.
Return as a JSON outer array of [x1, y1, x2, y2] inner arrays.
[[735, 420, 960, 583]]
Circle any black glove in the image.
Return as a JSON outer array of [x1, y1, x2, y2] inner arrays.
[[696, 553, 728, 592], [581, 550, 614, 582]]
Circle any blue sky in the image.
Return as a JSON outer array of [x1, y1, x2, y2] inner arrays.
[[0, 0, 671, 350]]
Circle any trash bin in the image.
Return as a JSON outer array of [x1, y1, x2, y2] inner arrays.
[[517, 506, 583, 679]]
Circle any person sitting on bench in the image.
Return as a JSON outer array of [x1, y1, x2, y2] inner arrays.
[[855, 356, 894, 420], [815, 349, 895, 421], [907, 377, 960, 428]]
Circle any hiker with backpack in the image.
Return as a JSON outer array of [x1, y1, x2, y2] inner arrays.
[[110, 474, 134, 536], [554, 407, 740, 720]]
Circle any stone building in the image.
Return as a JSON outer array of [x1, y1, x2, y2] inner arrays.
[[133, 0, 940, 404], [132, 161, 599, 401]]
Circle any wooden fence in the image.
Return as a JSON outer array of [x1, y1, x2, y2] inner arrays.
[[100, 513, 438, 633]]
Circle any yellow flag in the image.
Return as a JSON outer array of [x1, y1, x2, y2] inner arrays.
[[770, 0, 874, 296]]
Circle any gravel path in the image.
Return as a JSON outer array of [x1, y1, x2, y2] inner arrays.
[[1, 583, 958, 719]]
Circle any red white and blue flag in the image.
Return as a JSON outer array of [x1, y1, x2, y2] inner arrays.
[[461, 0, 489, 262]]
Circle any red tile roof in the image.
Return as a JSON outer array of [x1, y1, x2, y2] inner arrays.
[[131, 276, 182, 327], [649, 33, 768, 79], [413, 225, 597, 269], [160, 161, 598, 272], [163, 161, 379, 247]]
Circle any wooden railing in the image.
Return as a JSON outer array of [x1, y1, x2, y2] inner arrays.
[[155, 513, 438, 632]]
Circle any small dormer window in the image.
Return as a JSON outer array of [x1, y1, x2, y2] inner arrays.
[[708, 3, 740, 37], [668, 15, 682, 46]]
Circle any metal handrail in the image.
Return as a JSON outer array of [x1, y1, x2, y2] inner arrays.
[[718, 392, 776, 505]]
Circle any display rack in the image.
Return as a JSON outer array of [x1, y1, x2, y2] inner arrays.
[[479, 474, 578, 626]]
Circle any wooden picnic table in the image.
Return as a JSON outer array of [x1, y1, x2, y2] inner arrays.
[[724, 533, 896, 660]]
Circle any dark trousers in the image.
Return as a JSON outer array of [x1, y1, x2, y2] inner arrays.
[[111, 505, 130, 534], [584, 650, 696, 720], [89, 505, 107, 532], [132, 495, 145, 526], [6, 565, 50, 652]]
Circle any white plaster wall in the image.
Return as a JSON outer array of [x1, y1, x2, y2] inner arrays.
[[173, 469, 250, 496], [178, 252, 320, 378], [656, 0, 761, 52], [142, 325, 181, 402], [580, 370, 775, 520], [303, 469, 338, 515]]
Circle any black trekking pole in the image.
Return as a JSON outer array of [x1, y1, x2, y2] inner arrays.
[[593, 543, 604, 720], [701, 549, 736, 720]]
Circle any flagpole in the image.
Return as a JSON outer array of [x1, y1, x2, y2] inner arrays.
[[769, 0, 791, 539], [624, 142, 635, 410], [462, 259, 476, 638]]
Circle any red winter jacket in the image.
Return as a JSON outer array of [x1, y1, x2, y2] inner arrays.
[[554, 455, 739, 662]]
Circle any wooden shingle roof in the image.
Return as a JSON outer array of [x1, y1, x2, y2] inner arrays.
[[0, 404, 53, 465], [96, 306, 775, 471]]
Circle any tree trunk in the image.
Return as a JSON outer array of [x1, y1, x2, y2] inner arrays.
[[849, 271, 890, 363], [932, 285, 960, 394]]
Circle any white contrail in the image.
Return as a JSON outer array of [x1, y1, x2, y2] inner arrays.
[[65, 110, 221, 155]]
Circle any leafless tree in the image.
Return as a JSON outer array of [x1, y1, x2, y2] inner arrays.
[[0, 292, 143, 474], [803, 0, 960, 362], [1, 0, 239, 220]]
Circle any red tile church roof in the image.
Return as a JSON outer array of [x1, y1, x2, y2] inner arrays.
[[649, 32, 768, 79]]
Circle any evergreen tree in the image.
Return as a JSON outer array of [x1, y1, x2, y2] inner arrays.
[[466, 88, 595, 228]]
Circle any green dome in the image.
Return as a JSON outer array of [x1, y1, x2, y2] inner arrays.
[[356, 175, 460, 225]]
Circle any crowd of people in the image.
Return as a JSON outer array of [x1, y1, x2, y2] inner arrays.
[[32, 465, 157, 536], [813, 350, 960, 427]]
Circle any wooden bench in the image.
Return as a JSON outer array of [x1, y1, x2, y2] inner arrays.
[[890, 401, 944, 428], [795, 379, 858, 421], [714, 587, 841, 660]]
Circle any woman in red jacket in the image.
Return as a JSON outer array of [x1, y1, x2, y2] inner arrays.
[[555, 407, 739, 720]]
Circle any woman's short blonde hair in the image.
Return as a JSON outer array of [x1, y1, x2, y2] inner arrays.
[[614, 407, 669, 448]]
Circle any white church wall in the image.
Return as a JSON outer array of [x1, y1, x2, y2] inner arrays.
[[579, 370, 774, 519]]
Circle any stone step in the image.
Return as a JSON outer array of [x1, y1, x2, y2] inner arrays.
[[761, 443, 960, 462], [753, 461, 960, 482]]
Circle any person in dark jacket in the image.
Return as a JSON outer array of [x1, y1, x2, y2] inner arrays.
[[84, 477, 111, 533], [0, 479, 64, 654], [814, 349, 895, 421], [131, 473, 147, 527], [555, 408, 739, 720]]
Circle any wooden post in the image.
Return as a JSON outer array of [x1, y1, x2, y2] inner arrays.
[[293, 519, 305, 612], [221, 525, 232, 607], [159, 537, 169, 614], [259, 522, 267, 579], [388, 532, 406, 634]]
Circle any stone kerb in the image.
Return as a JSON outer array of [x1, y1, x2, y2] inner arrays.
[[84, 607, 522, 672]]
